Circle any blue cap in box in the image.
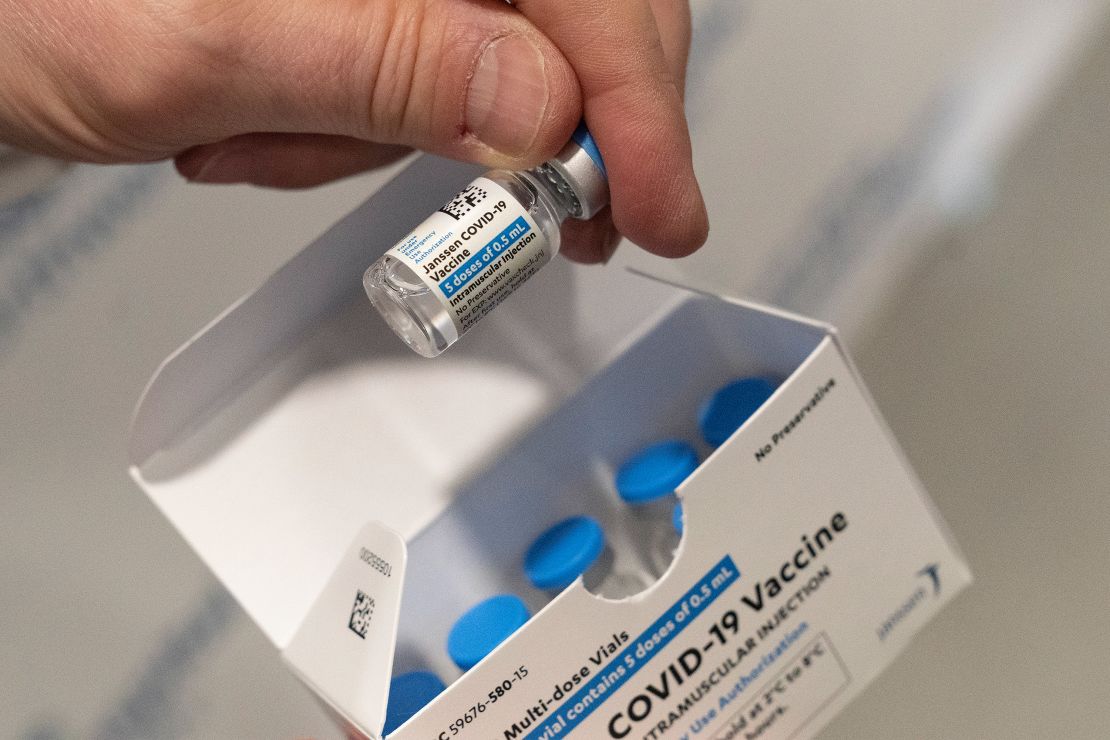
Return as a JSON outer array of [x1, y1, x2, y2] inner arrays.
[[698, 377, 777, 447], [383, 671, 446, 735], [673, 502, 684, 535], [524, 516, 605, 590], [447, 594, 530, 671], [615, 439, 699, 503]]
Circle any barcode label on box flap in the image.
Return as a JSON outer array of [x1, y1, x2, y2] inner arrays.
[[283, 521, 408, 738]]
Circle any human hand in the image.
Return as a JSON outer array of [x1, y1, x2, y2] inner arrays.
[[0, 0, 707, 262]]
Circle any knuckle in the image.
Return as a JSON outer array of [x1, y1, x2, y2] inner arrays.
[[365, 1, 429, 140]]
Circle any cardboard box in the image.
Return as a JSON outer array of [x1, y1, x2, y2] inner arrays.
[[129, 155, 970, 739]]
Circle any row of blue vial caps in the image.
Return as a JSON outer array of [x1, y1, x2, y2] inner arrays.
[[382, 376, 778, 735]]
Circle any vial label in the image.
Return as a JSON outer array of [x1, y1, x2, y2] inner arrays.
[[384, 177, 551, 335]]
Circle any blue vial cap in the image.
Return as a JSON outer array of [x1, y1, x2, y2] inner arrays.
[[571, 122, 606, 176], [672, 502, 684, 535], [447, 595, 530, 671], [698, 377, 777, 447], [615, 440, 699, 503], [383, 671, 446, 736], [524, 516, 605, 590]]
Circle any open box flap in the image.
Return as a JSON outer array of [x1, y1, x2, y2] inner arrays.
[[283, 521, 408, 740], [625, 267, 836, 336], [128, 154, 476, 468]]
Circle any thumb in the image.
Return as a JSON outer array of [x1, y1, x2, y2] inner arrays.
[[182, 0, 581, 168]]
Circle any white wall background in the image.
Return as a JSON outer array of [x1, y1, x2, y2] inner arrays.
[[2, 3, 1108, 738]]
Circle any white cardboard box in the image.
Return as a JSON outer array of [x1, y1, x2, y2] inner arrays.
[[129, 155, 970, 739]]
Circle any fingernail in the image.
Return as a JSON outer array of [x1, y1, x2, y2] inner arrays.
[[466, 35, 549, 157]]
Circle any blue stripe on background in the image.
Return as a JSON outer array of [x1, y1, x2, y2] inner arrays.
[[0, 163, 160, 354]]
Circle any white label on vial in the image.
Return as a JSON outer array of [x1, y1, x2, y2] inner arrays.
[[384, 176, 551, 335]]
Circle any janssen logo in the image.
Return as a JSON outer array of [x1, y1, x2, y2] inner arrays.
[[877, 564, 941, 641]]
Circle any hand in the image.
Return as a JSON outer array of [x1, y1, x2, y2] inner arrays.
[[0, 0, 707, 262]]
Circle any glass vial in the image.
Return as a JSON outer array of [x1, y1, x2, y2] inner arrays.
[[364, 124, 608, 357], [647, 501, 685, 578], [614, 439, 700, 579]]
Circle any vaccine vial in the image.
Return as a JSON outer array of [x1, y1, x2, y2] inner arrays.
[[364, 124, 609, 357], [523, 515, 645, 600], [383, 671, 446, 736], [614, 439, 700, 578], [648, 501, 686, 577], [447, 594, 531, 671], [698, 376, 778, 447]]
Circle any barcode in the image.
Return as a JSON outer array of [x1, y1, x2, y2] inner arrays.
[[438, 184, 487, 220], [348, 590, 375, 639]]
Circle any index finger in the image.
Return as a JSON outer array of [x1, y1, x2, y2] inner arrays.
[[514, 0, 708, 258]]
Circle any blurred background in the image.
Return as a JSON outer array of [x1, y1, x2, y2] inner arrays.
[[3, 1, 1109, 737]]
